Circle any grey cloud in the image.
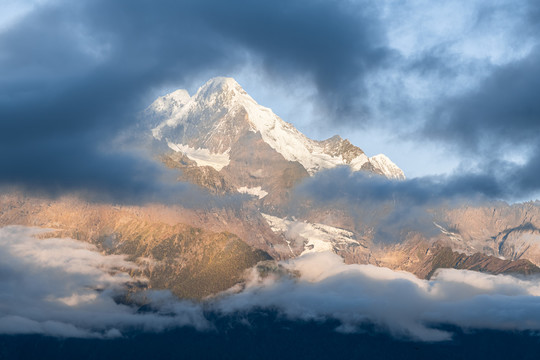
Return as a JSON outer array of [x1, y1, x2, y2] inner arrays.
[[295, 167, 503, 206], [292, 166, 514, 242], [0, 0, 391, 199], [426, 47, 540, 155], [367, 1, 540, 199], [420, 44, 540, 196], [186, 0, 392, 117], [0, 0, 233, 201]]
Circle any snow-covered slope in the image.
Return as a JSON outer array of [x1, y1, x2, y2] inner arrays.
[[369, 154, 405, 180], [237, 186, 268, 199], [149, 77, 404, 179], [262, 213, 359, 256], [149, 89, 191, 118], [166, 143, 230, 170]]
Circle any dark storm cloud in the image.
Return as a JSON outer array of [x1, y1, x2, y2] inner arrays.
[[0, 0, 389, 199], [0, 1, 230, 200], [426, 47, 540, 154], [186, 0, 391, 116], [296, 166, 503, 207], [419, 44, 540, 195]]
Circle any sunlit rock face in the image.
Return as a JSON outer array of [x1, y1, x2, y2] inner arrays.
[[0, 193, 273, 299]]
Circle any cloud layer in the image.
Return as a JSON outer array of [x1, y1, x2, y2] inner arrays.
[[2, 226, 540, 342], [217, 252, 540, 341], [0, 226, 208, 338]]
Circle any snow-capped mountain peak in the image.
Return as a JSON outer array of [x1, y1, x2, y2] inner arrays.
[[195, 76, 245, 98], [149, 77, 405, 180]]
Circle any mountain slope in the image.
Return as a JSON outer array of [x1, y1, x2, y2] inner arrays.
[[0, 193, 273, 299]]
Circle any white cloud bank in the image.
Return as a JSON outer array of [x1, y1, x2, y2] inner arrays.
[[1, 226, 540, 341], [216, 252, 540, 341], [0, 226, 208, 338]]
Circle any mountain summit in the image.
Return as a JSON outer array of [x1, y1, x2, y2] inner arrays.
[[149, 77, 405, 199]]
